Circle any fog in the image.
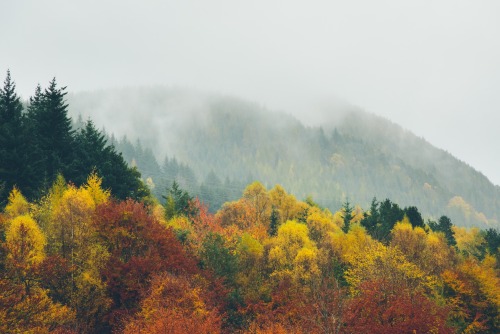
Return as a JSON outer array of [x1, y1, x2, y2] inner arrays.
[[2, 0, 500, 185]]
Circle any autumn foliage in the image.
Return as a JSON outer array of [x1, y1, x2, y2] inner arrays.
[[1, 178, 499, 333]]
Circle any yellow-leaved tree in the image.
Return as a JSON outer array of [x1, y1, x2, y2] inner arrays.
[[236, 233, 267, 303], [267, 220, 320, 288], [5, 215, 45, 295], [4, 187, 30, 218], [40, 175, 111, 332]]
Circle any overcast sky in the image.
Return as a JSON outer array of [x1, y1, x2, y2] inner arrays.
[[2, 0, 500, 185]]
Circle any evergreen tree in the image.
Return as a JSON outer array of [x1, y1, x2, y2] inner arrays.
[[162, 181, 195, 220], [27, 78, 74, 188], [404, 206, 424, 228], [363, 198, 404, 243], [341, 198, 353, 233], [85, 128, 150, 201], [269, 206, 280, 236], [483, 228, 500, 257], [0, 70, 31, 205], [428, 215, 457, 247], [361, 197, 379, 236]]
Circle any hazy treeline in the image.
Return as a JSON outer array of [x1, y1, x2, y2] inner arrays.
[[68, 88, 500, 228]]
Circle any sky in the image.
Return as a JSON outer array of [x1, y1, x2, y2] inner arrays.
[[2, 0, 500, 185]]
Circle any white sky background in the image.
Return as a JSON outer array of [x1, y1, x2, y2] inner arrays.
[[2, 0, 500, 185]]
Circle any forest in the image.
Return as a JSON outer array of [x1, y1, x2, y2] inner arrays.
[[1, 72, 500, 333], [67, 87, 500, 229]]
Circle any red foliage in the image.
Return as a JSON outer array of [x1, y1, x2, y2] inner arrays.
[[38, 255, 74, 304], [343, 279, 453, 334], [93, 199, 199, 330]]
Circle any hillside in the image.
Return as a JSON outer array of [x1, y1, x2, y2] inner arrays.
[[68, 88, 500, 228]]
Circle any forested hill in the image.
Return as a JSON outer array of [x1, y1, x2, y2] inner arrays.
[[68, 88, 500, 228]]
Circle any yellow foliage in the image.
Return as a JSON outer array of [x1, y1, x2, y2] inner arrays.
[[6, 215, 46, 268], [293, 247, 321, 284], [328, 224, 374, 265], [84, 171, 110, 205], [391, 218, 455, 277], [267, 220, 320, 286], [269, 184, 304, 224], [4, 187, 30, 218], [306, 206, 340, 245], [453, 226, 486, 259], [238, 233, 264, 259], [331, 210, 346, 228], [344, 240, 434, 294], [351, 205, 364, 224], [243, 181, 271, 226], [1, 287, 75, 334]]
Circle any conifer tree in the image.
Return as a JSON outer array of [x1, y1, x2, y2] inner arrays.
[[27, 78, 74, 187], [0, 70, 30, 205], [73, 119, 149, 200], [341, 199, 353, 233]]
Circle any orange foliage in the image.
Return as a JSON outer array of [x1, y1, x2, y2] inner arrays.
[[122, 272, 222, 334]]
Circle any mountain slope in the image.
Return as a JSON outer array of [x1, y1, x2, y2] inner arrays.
[[68, 88, 500, 228]]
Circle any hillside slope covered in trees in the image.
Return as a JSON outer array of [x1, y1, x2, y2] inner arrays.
[[1, 175, 499, 333], [2, 73, 500, 333], [68, 88, 500, 228]]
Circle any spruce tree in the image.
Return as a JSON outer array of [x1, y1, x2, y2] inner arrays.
[[269, 206, 280, 236], [28, 78, 74, 186], [73, 119, 149, 201], [0, 70, 29, 205], [341, 198, 353, 233]]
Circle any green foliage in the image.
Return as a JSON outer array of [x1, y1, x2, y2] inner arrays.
[[341, 199, 353, 233], [200, 233, 238, 284], [0, 70, 33, 204], [429, 215, 457, 247], [361, 198, 404, 243], [69, 89, 500, 229], [268, 206, 279, 236], [162, 181, 195, 219], [0, 72, 149, 204], [404, 205, 424, 228]]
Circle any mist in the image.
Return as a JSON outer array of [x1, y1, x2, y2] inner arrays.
[[3, 0, 500, 185]]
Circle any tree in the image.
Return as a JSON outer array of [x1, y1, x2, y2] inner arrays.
[[0, 70, 31, 205], [93, 199, 198, 329], [163, 181, 195, 219], [268, 220, 320, 288], [361, 197, 379, 237], [5, 215, 46, 296], [244, 182, 271, 226], [362, 199, 404, 243], [343, 279, 453, 334], [122, 273, 222, 334], [404, 206, 424, 228], [73, 120, 149, 201], [269, 206, 280, 236], [200, 233, 238, 285], [4, 187, 30, 218], [483, 228, 500, 257], [26, 78, 74, 189], [341, 199, 353, 233], [428, 215, 457, 247]]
